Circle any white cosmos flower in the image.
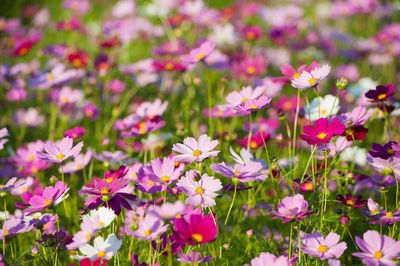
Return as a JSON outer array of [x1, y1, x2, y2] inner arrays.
[[304, 94, 340, 121], [83, 207, 116, 229], [229, 147, 253, 165], [77, 234, 122, 261], [291, 64, 331, 90], [340, 147, 367, 166]]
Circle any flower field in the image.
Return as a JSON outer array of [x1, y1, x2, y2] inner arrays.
[[0, 0, 400, 265]]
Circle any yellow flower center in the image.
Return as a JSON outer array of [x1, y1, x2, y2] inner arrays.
[[293, 72, 300, 79], [44, 199, 52, 206], [234, 171, 241, 176], [195, 187, 204, 194], [148, 181, 156, 185], [19, 47, 28, 55], [164, 63, 174, 70], [246, 31, 255, 40], [317, 132, 327, 140], [346, 199, 355, 206], [374, 250, 383, 259], [97, 250, 106, 258], [308, 77, 317, 85], [250, 141, 258, 149], [385, 211, 393, 218], [100, 188, 109, 195], [144, 229, 152, 236], [304, 183, 314, 191], [72, 58, 82, 67], [85, 233, 92, 240], [246, 66, 256, 75], [192, 149, 202, 157], [28, 154, 36, 161], [3, 229, 9, 236], [196, 53, 205, 60], [105, 177, 113, 184], [377, 93, 387, 100], [318, 245, 328, 253], [161, 176, 170, 182], [320, 109, 327, 115], [175, 214, 182, 219], [139, 121, 147, 134], [56, 153, 65, 160], [191, 233, 203, 243], [47, 73, 55, 81]]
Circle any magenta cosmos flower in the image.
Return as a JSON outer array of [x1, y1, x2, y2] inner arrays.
[[173, 212, 218, 246], [272, 194, 313, 223], [80, 168, 136, 215], [299, 118, 345, 146], [172, 134, 219, 163], [176, 170, 222, 208], [25, 181, 69, 214], [353, 230, 400, 266], [36, 137, 83, 163], [247, 252, 293, 266], [180, 40, 216, 64], [365, 84, 395, 103], [301, 231, 347, 260]]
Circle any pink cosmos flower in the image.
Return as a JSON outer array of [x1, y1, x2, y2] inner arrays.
[[301, 231, 347, 260], [299, 118, 345, 146], [176, 170, 222, 207], [211, 161, 266, 182], [173, 212, 218, 246], [225, 86, 265, 107], [64, 126, 86, 139], [172, 134, 219, 163], [180, 41, 216, 64], [233, 56, 266, 78], [24, 181, 69, 214], [247, 252, 292, 266], [0, 216, 32, 240], [291, 64, 331, 90], [234, 95, 272, 115], [272, 194, 313, 223], [274, 61, 319, 84], [60, 150, 92, 174], [143, 157, 184, 185], [148, 201, 185, 220], [178, 251, 212, 264], [0, 177, 25, 193], [353, 230, 400, 266], [36, 137, 83, 164]]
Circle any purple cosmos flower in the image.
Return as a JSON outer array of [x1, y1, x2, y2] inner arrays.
[[369, 142, 398, 160], [341, 106, 373, 126], [234, 95, 272, 115], [336, 194, 366, 209], [367, 156, 400, 176], [301, 231, 347, 260], [143, 157, 184, 185], [272, 194, 313, 223], [0, 128, 8, 151], [24, 181, 69, 213], [0, 216, 32, 240], [136, 167, 163, 194], [178, 251, 212, 264], [247, 252, 293, 266], [211, 161, 266, 182], [36, 137, 83, 164], [365, 84, 395, 102], [80, 169, 136, 214], [148, 201, 185, 220], [180, 40, 216, 64], [176, 170, 222, 207], [172, 134, 219, 163], [13, 108, 45, 127], [133, 213, 168, 240], [353, 230, 400, 265]]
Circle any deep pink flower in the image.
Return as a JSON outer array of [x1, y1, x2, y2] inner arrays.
[[299, 118, 345, 145], [173, 212, 218, 246]]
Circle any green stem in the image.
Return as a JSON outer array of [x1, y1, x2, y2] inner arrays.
[[224, 183, 237, 225]]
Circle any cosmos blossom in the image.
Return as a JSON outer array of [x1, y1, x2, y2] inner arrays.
[[77, 234, 122, 262], [172, 134, 219, 163], [247, 252, 293, 266], [299, 118, 345, 146], [301, 231, 347, 260], [353, 230, 400, 266], [0, 128, 9, 150], [180, 40, 216, 64], [176, 170, 222, 208], [365, 84, 395, 102], [36, 137, 83, 163], [272, 194, 313, 223], [291, 64, 331, 90]]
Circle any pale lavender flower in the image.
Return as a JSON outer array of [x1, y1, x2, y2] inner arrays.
[[301, 231, 347, 260], [94, 150, 128, 164], [13, 108, 45, 128], [211, 161, 266, 182], [134, 213, 168, 240], [225, 86, 265, 108], [342, 106, 373, 126], [36, 137, 83, 163], [353, 230, 400, 266], [367, 156, 400, 176], [172, 134, 219, 163], [234, 95, 272, 115], [178, 251, 212, 264], [145, 157, 184, 185], [148, 201, 185, 220], [180, 41, 215, 64], [0, 177, 25, 193], [0, 216, 32, 240], [59, 150, 92, 173], [247, 252, 292, 266], [176, 170, 222, 207]]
